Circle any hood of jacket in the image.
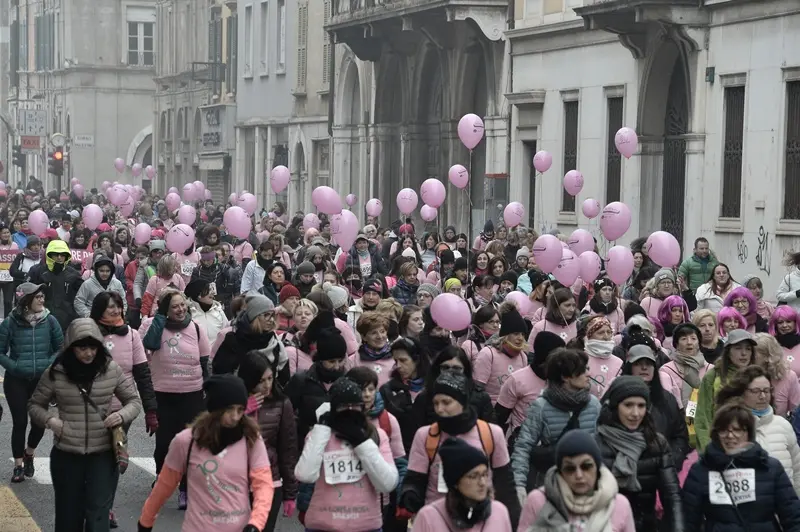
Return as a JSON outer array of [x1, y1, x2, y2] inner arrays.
[[92, 253, 115, 275], [45, 239, 71, 271], [64, 317, 105, 349]]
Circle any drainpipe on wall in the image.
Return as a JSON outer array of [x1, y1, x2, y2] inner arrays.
[[504, 0, 514, 193], [327, 31, 335, 138]]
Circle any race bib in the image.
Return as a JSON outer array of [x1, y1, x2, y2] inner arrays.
[[0, 270, 11, 282], [181, 262, 196, 276], [437, 464, 448, 493], [208, 282, 217, 296], [685, 400, 697, 419], [323, 448, 364, 485], [709, 469, 756, 505]]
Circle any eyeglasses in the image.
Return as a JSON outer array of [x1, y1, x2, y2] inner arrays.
[[745, 387, 772, 397], [720, 427, 747, 436], [262, 312, 276, 321], [561, 462, 596, 474], [732, 299, 749, 307]]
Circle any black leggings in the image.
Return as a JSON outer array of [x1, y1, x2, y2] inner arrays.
[[4, 373, 45, 459], [154, 390, 204, 491], [0, 282, 13, 318]]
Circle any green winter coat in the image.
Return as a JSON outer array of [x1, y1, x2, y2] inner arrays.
[[677, 253, 719, 292], [694, 365, 738, 451], [0, 308, 64, 379]]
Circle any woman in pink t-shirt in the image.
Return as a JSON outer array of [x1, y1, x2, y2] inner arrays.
[[412, 437, 512, 532], [294, 376, 399, 532], [140, 254, 186, 317], [570, 316, 623, 399], [138, 374, 274, 532], [283, 299, 319, 375], [529, 287, 578, 346], [461, 306, 500, 365], [473, 303, 529, 405], [350, 312, 395, 388]]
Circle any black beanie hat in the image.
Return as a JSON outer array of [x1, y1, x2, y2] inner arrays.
[[184, 279, 210, 303], [483, 219, 494, 233], [593, 277, 615, 291], [432, 372, 469, 407], [531, 331, 566, 377], [555, 429, 603, 472], [204, 374, 248, 413], [454, 257, 468, 272], [329, 377, 364, 411], [439, 437, 489, 490], [528, 270, 549, 292], [440, 249, 455, 265], [672, 322, 701, 345], [499, 306, 528, 337], [602, 375, 651, 410], [499, 270, 519, 288], [315, 326, 347, 361], [363, 278, 384, 295]]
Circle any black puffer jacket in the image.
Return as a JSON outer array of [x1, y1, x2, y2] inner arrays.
[[254, 396, 299, 501], [285, 364, 333, 442], [649, 392, 690, 470], [683, 441, 800, 531], [596, 431, 684, 532], [379, 371, 418, 453]]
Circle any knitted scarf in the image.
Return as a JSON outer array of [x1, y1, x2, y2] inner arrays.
[[596, 424, 647, 492], [532, 466, 617, 532]]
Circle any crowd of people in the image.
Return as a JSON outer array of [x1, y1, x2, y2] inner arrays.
[[4, 183, 800, 531]]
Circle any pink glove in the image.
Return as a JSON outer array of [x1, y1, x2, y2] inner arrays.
[[283, 500, 296, 518], [245, 394, 263, 416]]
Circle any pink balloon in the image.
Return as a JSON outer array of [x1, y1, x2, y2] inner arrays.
[[167, 187, 178, 195], [204, 189, 212, 200], [178, 205, 196, 225], [582, 198, 601, 219], [228, 193, 238, 204], [430, 293, 472, 331], [365, 199, 383, 217], [345, 194, 357, 207], [70, 178, 80, 187], [303, 213, 320, 230], [166, 224, 195, 253], [606, 245, 635, 285], [193, 180, 205, 193], [182, 183, 196, 203], [579, 251, 602, 284], [457, 113, 485, 150], [223, 206, 251, 239], [131, 163, 143, 177], [134, 223, 151, 245], [82, 204, 103, 230], [563, 170, 584, 197], [506, 291, 532, 315], [615, 127, 639, 159], [645, 231, 681, 268], [503, 202, 525, 228], [237, 193, 257, 215], [113, 158, 125, 173], [420, 179, 446, 208], [330, 209, 359, 250], [568, 229, 594, 256], [448, 164, 469, 189], [313, 186, 342, 215], [72, 184, 85, 199], [600, 202, 632, 241], [145, 165, 156, 179], [165, 192, 181, 212], [108, 185, 129, 207], [396, 188, 418, 215], [101, 181, 111, 192], [270, 166, 291, 194], [120, 196, 136, 218], [553, 249, 580, 286], [29, 210, 49, 235], [533, 150, 553, 173], [0, 181, 6, 190], [420, 205, 438, 222], [533, 234, 562, 274]]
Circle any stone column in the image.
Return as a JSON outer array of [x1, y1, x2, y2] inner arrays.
[[683, 133, 706, 248], [373, 124, 394, 221], [234, 126, 245, 192]]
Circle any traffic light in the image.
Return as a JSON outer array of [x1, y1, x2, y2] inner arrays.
[[48, 147, 64, 177], [12, 145, 25, 169]]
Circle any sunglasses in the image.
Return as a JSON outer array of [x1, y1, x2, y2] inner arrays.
[[561, 461, 596, 474]]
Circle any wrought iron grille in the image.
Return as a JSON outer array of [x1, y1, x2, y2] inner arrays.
[[526, 141, 537, 228], [784, 81, 800, 219], [661, 61, 688, 245], [562, 101, 579, 212], [606, 97, 623, 203], [721, 86, 745, 218]]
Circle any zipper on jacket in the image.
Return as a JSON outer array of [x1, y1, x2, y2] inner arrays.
[[31, 319, 37, 376], [84, 399, 89, 453]]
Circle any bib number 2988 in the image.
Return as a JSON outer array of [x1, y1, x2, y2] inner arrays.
[[709, 469, 755, 505]]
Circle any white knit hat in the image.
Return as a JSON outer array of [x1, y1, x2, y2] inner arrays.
[[324, 282, 349, 309]]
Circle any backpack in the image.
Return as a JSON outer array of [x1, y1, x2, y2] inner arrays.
[[425, 419, 494, 463]]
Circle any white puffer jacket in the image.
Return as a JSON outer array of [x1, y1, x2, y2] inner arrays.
[[777, 268, 800, 313], [187, 299, 227, 343], [755, 407, 800, 496]]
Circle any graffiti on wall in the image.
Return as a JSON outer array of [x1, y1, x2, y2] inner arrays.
[[756, 226, 772, 275], [737, 239, 748, 264]]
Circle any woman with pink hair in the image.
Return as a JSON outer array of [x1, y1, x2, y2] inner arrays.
[[723, 286, 768, 333], [656, 295, 690, 351], [717, 307, 747, 341], [770, 305, 800, 377]]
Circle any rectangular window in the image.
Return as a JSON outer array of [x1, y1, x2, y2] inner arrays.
[[127, 7, 155, 66], [322, 0, 331, 87], [784, 81, 800, 219], [276, 0, 286, 72], [259, 1, 268, 74], [721, 85, 745, 218], [606, 97, 623, 203], [243, 5, 252, 76], [296, 3, 308, 92], [562, 100, 579, 212]]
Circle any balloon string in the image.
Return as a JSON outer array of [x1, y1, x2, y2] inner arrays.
[[467, 150, 474, 267]]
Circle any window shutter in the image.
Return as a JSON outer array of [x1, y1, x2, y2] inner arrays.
[[227, 15, 238, 92], [296, 3, 307, 91], [322, 0, 331, 86]]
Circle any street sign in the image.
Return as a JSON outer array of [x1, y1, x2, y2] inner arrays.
[[20, 136, 41, 154], [72, 134, 94, 148], [17, 109, 47, 136]]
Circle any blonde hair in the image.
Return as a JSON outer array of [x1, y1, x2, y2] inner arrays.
[[293, 298, 318, 317], [157, 254, 178, 278], [375, 298, 403, 321], [754, 332, 788, 382], [692, 309, 719, 346]]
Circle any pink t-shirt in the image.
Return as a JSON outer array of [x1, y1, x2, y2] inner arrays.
[[528, 320, 577, 346], [472, 346, 528, 405], [139, 318, 211, 394], [173, 251, 201, 284], [783, 344, 800, 379], [639, 296, 664, 319], [305, 431, 393, 532], [369, 411, 405, 459], [287, 346, 313, 375], [496, 367, 546, 433], [407, 423, 508, 505], [586, 354, 623, 399], [164, 428, 270, 532], [348, 354, 396, 388], [413, 498, 512, 532]]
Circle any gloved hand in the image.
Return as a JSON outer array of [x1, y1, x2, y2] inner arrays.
[[283, 499, 296, 517], [242, 526, 259, 532], [331, 421, 369, 447], [399, 489, 424, 514], [795, 289, 800, 299], [157, 294, 173, 316], [137, 522, 153, 532], [395, 506, 414, 520], [145, 411, 158, 436], [517, 486, 528, 506]]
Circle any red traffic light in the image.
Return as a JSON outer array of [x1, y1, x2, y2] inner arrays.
[[53, 151, 63, 161]]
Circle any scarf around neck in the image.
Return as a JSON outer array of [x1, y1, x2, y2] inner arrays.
[[360, 342, 391, 361], [584, 340, 614, 359], [533, 466, 617, 532], [596, 424, 647, 492], [543, 384, 589, 413], [670, 348, 706, 396], [777, 332, 800, 349]]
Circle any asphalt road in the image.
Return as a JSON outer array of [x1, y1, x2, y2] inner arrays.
[[0, 369, 304, 532]]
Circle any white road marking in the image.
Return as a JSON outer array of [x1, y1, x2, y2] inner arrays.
[[9, 456, 158, 485]]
